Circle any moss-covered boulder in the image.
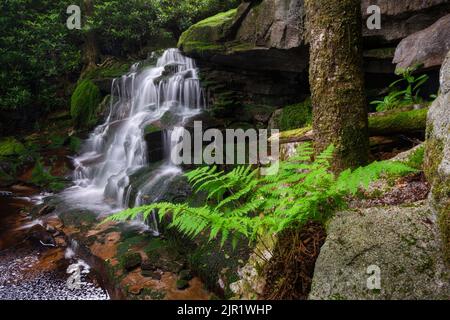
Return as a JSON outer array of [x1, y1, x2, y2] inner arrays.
[[70, 79, 102, 129], [178, 8, 239, 56], [268, 98, 312, 131], [424, 50, 450, 265], [120, 252, 142, 271], [0, 137, 25, 157]]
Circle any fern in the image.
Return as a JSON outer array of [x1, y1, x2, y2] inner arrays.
[[107, 143, 416, 246]]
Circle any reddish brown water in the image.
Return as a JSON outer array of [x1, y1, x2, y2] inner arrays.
[[0, 184, 37, 250]]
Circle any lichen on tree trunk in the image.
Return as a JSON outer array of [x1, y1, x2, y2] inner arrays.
[[306, 0, 369, 171]]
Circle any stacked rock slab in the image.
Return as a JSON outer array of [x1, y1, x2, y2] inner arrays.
[[424, 50, 450, 265]]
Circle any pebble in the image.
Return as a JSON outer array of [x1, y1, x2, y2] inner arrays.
[[0, 248, 109, 300]]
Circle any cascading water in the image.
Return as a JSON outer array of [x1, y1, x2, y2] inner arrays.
[[62, 49, 205, 232]]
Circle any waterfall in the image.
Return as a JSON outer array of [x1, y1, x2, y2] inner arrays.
[[62, 49, 205, 228]]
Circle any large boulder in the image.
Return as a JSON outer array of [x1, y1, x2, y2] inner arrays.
[[424, 50, 450, 265], [309, 203, 449, 300], [178, 2, 309, 73], [393, 14, 450, 70], [361, 0, 450, 44], [179, 0, 450, 73]]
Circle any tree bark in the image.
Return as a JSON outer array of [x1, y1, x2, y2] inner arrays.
[[82, 0, 99, 72], [305, 0, 369, 171]]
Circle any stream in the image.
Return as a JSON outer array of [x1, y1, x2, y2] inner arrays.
[[0, 187, 109, 300]]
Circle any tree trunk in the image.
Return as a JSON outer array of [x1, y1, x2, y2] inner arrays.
[[83, 0, 99, 72], [305, 0, 369, 171]]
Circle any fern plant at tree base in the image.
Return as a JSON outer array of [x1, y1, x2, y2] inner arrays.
[[107, 143, 416, 247]]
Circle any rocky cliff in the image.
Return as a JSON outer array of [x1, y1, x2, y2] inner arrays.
[[178, 0, 450, 125], [179, 0, 450, 72]]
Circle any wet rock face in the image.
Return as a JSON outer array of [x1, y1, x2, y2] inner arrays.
[[424, 50, 450, 264], [393, 14, 450, 70], [309, 204, 449, 300]]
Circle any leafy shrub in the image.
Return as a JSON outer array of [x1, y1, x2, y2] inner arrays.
[[0, 138, 25, 157], [371, 66, 430, 112], [0, 0, 81, 114], [108, 143, 415, 246], [70, 80, 101, 128]]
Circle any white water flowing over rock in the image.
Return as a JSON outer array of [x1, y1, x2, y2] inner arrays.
[[61, 49, 205, 232]]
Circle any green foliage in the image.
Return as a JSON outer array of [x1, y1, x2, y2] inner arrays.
[[69, 136, 83, 153], [108, 143, 415, 246], [369, 91, 404, 112], [404, 146, 425, 170], [30, 158, 63, 190], [155, 0, 240, 38], [0, 138, 26, 157], [371, 66, 430, 112], [89, 0, 240, 56], [0, 0, 81, 114], [70, 80, 102, 128], [369, 108, 428, 136], [82, 61, 131, 80], [88, 0, 161, 56], [279, 98, 312, 131]]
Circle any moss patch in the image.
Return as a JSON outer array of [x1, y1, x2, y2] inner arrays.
[[404, 145, 425, 170], [279, 98, 312, 131], [369, 108, 428, 136], [70, 79, 102, 129], [83, 62, 131, 80], [424, 138, 444, 182], [0, 137, 25, 157], [120, 252, 142, 271], [276, 126, 312, 143], [178, 8, 238, 55]]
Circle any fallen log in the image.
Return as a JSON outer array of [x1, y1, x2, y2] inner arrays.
[[273, 108, 428, 144], [368, 108, 427, 136]]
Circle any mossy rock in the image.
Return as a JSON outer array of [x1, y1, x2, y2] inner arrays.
[[273, 98, 312, 131], [30, 160, 66, 190], [58, 209, 98, 230], [160, 111, 182, 128], [176, 279, 190, 290], [178, 269, 193, 281], [392, 144, 425, 170], [0, 166, 14, 186], [0, 137, 25, 157], [144, 124, 162, 135], [83, 61, 131, 80], [70, 79, 102, 129], [178, 8, 238, 56], [120, 252, 142, 271], [187, 235, 250, 298], [424, 70, 450, 265], [404, 145, 425, 170], [239, 104, 277, 125]]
